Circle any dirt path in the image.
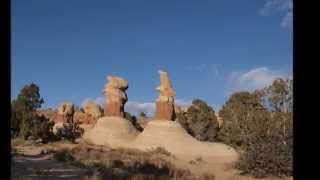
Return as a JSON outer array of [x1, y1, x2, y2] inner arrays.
[[12, 154, 90, 180], [11, 143, 90, 180]]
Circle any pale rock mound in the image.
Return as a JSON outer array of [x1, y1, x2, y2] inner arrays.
[[83, 116, 138, 147], [130, 120, 238, 162], [82, 101, 103, 119]]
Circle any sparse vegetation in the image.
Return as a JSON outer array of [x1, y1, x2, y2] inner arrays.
[[54, 143, 215, 180], [217, 78, 293, 177], [177, 99, 219, 142], [11, 83, 55, 142], [124, 112, 144, 132], [139, 112, 148, 118], [55, 122, 84, 142]]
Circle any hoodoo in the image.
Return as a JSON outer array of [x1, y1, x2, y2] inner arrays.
[[104, 76, 128, 117], [83, 75, 138, 147], [154, 70, 176, 120]]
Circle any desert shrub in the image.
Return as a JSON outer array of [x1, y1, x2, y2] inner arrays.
[[217, 91, 268, 149], [148, 147, 172, 157], [177, 99, 219, 142], [217, 78, 293, 177], [29, 115, 55, 142], [55, 122, 84, 142], [53, 148, 75, 162], [236, 135, 292, 178], [139, 112, 147, 118], [124, 112, 144, 132], [54, 143, 214, 180]]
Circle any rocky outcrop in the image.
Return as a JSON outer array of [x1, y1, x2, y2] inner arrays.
[[103, 76, 128, 117], [174, 104, 182, 114], [56, 102, 75, 123], [215, 112, 223, 128], [74, 111, 97, 125], [82, 101, 103, 119], [155, 70, 176, 120]]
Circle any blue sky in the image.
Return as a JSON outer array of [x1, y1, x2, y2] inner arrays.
[[11, 0, 292, 116]]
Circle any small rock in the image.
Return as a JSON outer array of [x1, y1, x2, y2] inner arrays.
[[35, 139, 43, 144]]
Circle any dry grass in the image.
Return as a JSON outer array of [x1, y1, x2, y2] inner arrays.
[[53, 142, 215, 180], [11, 138, 27, 147]]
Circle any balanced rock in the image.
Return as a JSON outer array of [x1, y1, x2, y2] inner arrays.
[[155, 70, 176, 120], [103, 76, 128, 117]]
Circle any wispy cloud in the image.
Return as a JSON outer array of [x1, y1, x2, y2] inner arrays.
[[125, 99, 192, 116], [125, 101, 155, 116], [227, 67, 287, 93], [260, 0, 293, 29], [175, 99, 192, 108], [82, 97, 192, 116]]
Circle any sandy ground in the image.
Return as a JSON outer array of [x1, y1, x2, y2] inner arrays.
[[11, 142, 90, 180], [11, 141, 292, 180], [12, 118, 292, 180]]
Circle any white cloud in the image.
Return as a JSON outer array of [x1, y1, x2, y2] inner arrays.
[[125, 101, 155, 116], [175, 99, 192, 108], [125, 99, 192, 116], [227, 67, 287, 92], [260, 0, 293, 29], [82, 97, 192, 116]]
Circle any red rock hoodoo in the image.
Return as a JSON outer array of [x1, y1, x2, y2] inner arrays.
[[103, 76, 128, 118], [154, 70, 176, 120]]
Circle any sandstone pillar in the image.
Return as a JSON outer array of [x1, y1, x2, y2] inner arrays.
[[103, 76, 128, 118], [154, 70, 176, 120]]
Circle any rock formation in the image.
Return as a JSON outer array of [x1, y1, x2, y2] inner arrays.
[[52, 102, 75, 134], [83, 101, 103, 119], [57, 102, 74, 123], [103, 76, 128, 117], [74, 111, 96, 125], [215, 112, 223, 128], [174, 104, 182, 114], [155, 70, 176, 120]]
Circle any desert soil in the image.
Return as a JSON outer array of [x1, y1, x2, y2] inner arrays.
[[11, 141, 91, 180], [11, 140, 291, 180]]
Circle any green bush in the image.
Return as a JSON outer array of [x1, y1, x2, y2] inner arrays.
[[55, 122, 84, 142], [217, 92, 270, 149], [217, 78, 293, 177], [177, 99, 219, 142], [30, 115, 55, 142], [236, 135, 292, 178], [11, 83, 45, 139]]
